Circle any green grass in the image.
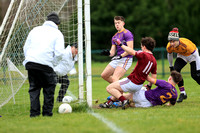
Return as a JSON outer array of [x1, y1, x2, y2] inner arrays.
[[1, 61, 200, 133]]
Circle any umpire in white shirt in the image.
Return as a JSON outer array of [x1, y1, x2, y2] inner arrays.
[[23, 12, 64, 117]]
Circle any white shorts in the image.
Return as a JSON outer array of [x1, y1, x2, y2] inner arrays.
[[177, 53, 196, 63], [177, 49, 200, 70], [132, 89, 152, 108], [109, 57, 132, 71], [119, 78, 143, 93]]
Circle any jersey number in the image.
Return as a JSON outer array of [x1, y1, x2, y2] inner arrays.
[[160, 92, 172, 103], [142, 61, 153, 74]]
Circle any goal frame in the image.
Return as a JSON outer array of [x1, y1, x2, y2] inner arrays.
[[0, 0, 92, 108]]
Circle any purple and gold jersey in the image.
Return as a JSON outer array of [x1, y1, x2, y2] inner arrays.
[[112, 28, 133, 58], [145, 80, 178, 106], [166, 38, 197, 56]]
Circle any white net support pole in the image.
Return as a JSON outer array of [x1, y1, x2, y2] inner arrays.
[[84, 0, 92, 107], [7, 64, 16, 104], [0, 0, 15, 36], [78, 0, 84, 102], [0, 0, 24, 63]]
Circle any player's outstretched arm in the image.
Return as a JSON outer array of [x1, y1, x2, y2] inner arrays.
[[120, 40, 134, 57], [146, 75, 156, 85], [167, 53, 174, 71], [113, 39, 136, 56]]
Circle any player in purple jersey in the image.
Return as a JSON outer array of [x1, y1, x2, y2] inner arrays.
[[101, 16, 134, 83], [123, 71, 182, 108]]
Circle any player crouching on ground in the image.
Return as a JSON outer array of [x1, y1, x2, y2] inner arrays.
[[123, 71, 183, 108]]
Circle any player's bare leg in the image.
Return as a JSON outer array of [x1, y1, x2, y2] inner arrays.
[[101, 64, 115, 83], [106, 81, 123, 98], [112, 66, 126, 82], [106, 81, 129, 109]]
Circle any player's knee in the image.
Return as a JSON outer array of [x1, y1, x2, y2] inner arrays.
[[174, 67, 181, 72], [106, 86, 111, 93], [101, 73, 106, 79], [111, 76, 119, 82]]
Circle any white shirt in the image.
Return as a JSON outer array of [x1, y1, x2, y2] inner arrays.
[[23, 21, 65, 69], [54, 45, 77, 76]]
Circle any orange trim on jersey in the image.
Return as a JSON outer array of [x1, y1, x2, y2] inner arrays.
[[112, 28, 126, 38], [170, 89, 176, 95], [154, 79, 157, 84], [123, 57, 130, 69], [118, 28, 125, 33]]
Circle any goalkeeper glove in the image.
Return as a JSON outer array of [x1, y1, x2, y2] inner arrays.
[[101, 49, 110, 56], [169, 66, 174, 72], [113, 38, 122, 46], [111, 55, 122, 60], [144, 84, 152, 91]]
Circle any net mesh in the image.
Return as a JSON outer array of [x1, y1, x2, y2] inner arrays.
[[0, 0, 80, 115]]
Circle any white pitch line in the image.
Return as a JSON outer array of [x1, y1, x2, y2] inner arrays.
[[88, 110, 126, 133], [67, 90, 126, 133]]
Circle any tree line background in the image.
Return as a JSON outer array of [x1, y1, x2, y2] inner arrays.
[[90, 0, 200, 49], [0, 0, 200, 50]]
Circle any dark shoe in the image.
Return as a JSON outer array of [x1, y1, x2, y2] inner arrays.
[[30, 114, 40, 118], [56, 96, 63, 102], [177, 93, 187, 103], [99, 102, 112, 108], [122, 100, 129, 110], [42, 112, 53, 117]]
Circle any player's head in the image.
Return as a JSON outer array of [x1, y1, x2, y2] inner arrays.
[[71, 43, 78, 48], [168, 27, 179, 47], [47, 12, 60, 25], [168, 27, 179, 41], [71, 43, 78, 57], [114, 16, 125, 31], [141, 37, 156, 52], [170, 70, 182, 84]]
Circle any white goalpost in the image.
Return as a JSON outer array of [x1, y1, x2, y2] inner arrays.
[[0, 0, 92, 115]]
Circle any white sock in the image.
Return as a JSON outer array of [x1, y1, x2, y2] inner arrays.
[[180, 91, 186, 95]]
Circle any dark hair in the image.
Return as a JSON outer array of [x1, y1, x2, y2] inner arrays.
[[171, 71, 182, 83], [141, 37, 156, 52], [47, 12, 60, 25], [71, 43, 78, 48], [114, 16, 125, 22]]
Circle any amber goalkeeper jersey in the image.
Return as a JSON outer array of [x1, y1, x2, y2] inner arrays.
[[166, 38, 197, 56]]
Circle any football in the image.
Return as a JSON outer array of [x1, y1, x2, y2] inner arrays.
[[62, 96, 73, 103], [58, 103, 72, 113]]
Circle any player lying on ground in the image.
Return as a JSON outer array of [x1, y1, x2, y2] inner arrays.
[[124, 71, 182, 108], [99, 37, 157, 109], [100, 71, 182, 108]]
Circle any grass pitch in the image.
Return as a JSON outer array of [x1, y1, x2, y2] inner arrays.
[[0, 60, 200, 133]]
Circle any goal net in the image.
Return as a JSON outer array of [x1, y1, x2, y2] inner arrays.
[[0, 0, 92, 116]]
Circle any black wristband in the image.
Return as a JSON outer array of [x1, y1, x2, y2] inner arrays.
[[147, 84, 152, 88], [119, 43, 122, 46]]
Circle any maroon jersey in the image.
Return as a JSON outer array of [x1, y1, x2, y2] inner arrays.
[[127, 51, 157, 84]]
